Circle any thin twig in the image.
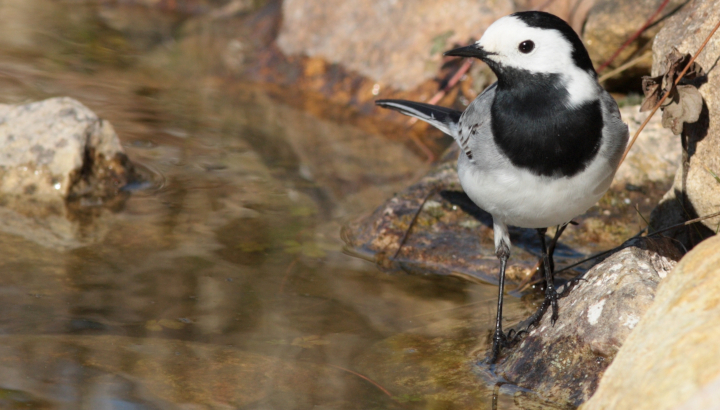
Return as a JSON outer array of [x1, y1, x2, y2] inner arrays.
[[648, 210, 720, 237], [406, 59, 474, 128], [431, 60, 474, 105], [555, 210, 720, 275], [409, 133, 437, 163], [328, 364, 395, 399], [619, 18, 720, 166], [598, 52, 652, 83], [633, 203, 651, 228], [392, 187, 439, 260], [553, 228, 648, 275], [596, 0, 671, 73]]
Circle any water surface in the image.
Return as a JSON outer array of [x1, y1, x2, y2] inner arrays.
[[0, 1, 531, 409]]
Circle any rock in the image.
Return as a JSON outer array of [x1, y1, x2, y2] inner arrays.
[[648, 0, 720, 248], [0, 97, 135, 202], [341, 146, 547, 285], [0, 97, 139, 250], [341, 132, 675, 286], [490, 236, 682, 408], [613, 105, 679, 186], [673, 373, 720, 410], [582, 0, 686, 86], [277, 0, 514, 90], [337, 146, 563, 284], [583, 235, 720, 410]]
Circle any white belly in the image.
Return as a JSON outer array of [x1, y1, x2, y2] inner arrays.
[[458, 156, 617, 228]]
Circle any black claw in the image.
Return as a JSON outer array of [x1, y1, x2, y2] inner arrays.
[[506, 328, 527, 344]]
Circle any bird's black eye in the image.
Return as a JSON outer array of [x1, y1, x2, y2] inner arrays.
[[518, 40, 535, 53]]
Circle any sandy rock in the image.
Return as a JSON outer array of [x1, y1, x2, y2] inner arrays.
[[583, 0, 686, 77], [491, 236, 681, 408], [0, 97, 134, 202], [583, 235, 720, 410], [648, 0, 720, 248], [613, 105, 679, 186], [277, 0, 514, 90]]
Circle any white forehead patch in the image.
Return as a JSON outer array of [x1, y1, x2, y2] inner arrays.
[[477, 15, 598, 107]]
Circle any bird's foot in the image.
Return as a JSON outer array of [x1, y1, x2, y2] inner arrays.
[[490, 329, 509, 363], [526, 297, 550, 329], [546, 283, 559, 325], [489, 328, 525, 363], [505, 328, 528, 344]]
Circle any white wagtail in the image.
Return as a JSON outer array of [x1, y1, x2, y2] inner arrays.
[[376, 11, 629, 361]]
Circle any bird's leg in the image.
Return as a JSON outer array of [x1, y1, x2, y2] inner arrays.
[[491, 240, 510, 363], [546, 222, 569, 274], [525, 227, 563, 329], [538, 227, 559, 324]]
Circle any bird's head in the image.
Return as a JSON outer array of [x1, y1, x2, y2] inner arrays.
[[445, 11, 598, 107]]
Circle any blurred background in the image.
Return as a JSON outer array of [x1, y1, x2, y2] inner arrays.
[[0, 0, 684, 409]]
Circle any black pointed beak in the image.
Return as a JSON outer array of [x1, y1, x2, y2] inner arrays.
[[444, 44, 494, 61]]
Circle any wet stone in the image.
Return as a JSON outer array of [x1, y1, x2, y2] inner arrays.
[[0, 96, 136, 202], [0, 97, 143, 250], [488, 236, 682, 408]]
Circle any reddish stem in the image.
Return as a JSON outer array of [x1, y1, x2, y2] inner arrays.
[[596, 0, 671, 72]]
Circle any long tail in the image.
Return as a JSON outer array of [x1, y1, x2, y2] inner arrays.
[[375, 99, 461, 138]]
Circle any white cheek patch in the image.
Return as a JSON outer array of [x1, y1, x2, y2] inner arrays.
[[478, 15, 600, 107]]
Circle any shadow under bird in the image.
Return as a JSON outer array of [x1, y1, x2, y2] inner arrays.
[[376, 11, 628, 362]]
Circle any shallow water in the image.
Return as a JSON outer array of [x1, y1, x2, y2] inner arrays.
[[0, 1, 538, 409]]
